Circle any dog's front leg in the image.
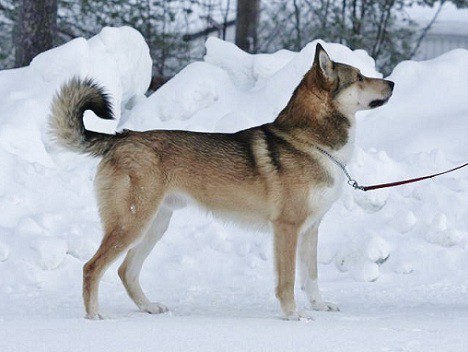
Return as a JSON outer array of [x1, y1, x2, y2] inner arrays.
[[273, 221, 311, 321], [299, 222, 339, 312]]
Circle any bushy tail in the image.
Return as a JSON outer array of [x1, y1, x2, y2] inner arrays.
[[49, 77, 117, 156]]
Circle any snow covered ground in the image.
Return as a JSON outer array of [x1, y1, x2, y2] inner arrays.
[[0, 27, 467, 351]]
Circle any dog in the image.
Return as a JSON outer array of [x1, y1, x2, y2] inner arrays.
[[49, 44, 394, 320]]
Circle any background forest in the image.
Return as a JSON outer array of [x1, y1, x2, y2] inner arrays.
[[1, 0, 467, 80]]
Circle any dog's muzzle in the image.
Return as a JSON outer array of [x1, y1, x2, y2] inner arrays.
[[369, 81, 394, 108]]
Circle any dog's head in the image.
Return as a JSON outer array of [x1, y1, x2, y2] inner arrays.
[[309, 44, 394, 116]]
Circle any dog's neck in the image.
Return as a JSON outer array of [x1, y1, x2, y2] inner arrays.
[[273, 79, 355, 157]]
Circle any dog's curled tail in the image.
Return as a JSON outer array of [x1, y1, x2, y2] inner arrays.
[[49, 77, 117, 156]]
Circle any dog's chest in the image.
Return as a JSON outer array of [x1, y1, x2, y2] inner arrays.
[[304, 145, 352, 228], [307, 171, 342, 217]]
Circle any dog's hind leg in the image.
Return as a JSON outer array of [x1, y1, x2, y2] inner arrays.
[[83, 163, 165, 319], [118, 206, 173, 314], [299, 221, 339, 312], [83, 225, 139, 319]]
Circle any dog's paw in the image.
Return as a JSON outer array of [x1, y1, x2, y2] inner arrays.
[[85, 313, 107, 320], [310, 301, 340, 312], [140, 302, 169, 314], [282, 311, 314, 322]]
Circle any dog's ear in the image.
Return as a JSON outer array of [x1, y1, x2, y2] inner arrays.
[[314, 43, 336, 84]]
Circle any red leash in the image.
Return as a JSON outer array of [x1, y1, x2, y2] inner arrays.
[[359, 162, 468, 191], [315, 146, 468, 192]]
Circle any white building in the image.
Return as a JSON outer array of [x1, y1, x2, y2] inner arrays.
[[410, 3, 468, 60]]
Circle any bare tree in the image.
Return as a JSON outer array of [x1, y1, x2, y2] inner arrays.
[[15, 0, 58, 67], [259, 0, 453, 75], [220, 0, 233, 40], [235, 0, 260, 53]]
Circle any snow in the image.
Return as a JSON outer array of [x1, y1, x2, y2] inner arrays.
[[358, 49, 468, 159], [0, 27, 467, 351]]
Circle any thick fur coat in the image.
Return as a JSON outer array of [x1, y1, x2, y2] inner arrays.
[[49, 44, 394, 320]]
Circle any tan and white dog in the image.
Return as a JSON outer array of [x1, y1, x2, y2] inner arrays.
[[49, 44, 394, 320]]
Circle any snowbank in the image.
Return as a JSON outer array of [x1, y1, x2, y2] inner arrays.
[[0, 26, 151, 292], [0, 26, 151, 166], [0, 28, 466, 312], [358, 49, 468, 160]]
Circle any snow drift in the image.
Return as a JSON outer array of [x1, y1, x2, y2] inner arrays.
[[0, 26, 466, 308]]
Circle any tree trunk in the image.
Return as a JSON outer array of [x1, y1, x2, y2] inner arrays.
[[15, 0, 58, 67], [235, 0, 260, 53]]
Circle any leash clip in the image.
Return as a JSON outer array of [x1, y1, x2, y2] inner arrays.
[[348, 179, 365, 191]]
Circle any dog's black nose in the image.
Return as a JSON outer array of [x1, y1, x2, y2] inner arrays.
[[387, 80, 395, 91]]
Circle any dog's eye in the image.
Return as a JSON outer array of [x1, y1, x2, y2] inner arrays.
[[357, 73, 364, 82]]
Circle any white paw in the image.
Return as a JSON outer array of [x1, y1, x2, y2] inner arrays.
[[140, 302, 169, 314], [310, 301, 340, 312], [85, 313, 107, 320], [283, 310, 314, 322]]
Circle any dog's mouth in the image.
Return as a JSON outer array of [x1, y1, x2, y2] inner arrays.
[[369, 98, 389, 109]]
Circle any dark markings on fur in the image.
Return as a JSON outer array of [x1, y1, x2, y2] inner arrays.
[[80, 84, 114, 141], [193, 131, 258, 172], [260, 125, 283, 172], [332, 62, 359, 98], [263, 124, 313, 161], [260, 124, 315, 173], [260, 124, 332, 187], [332, 76, 341, 96], [81, 81, 114, 119], [231, 130, 258, 171]]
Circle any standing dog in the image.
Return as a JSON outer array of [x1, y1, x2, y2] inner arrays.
[[49, 44, 393, 320]]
